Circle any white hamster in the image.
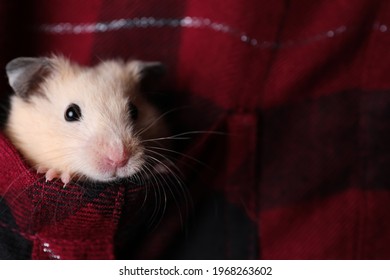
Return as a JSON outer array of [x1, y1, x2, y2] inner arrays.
[[4, 55, 169, 185]]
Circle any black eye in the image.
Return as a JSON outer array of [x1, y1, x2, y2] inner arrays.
[[128, 102, 138, 120], [65, 103, 82, 122]]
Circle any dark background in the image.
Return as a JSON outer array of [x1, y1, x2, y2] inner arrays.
[[0, 0, 390, 259]]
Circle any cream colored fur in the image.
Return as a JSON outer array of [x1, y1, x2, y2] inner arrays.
[[5, 56, 168, 183]]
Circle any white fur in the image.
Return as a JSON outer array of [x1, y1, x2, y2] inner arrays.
[[5, 56, 168, 183]]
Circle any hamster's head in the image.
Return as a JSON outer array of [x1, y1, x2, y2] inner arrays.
[[5, 55, 168, 184]]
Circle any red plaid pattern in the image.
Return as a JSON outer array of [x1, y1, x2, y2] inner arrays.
[[0, 0, 390, 259]]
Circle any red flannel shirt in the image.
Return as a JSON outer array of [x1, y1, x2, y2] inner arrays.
[[0, 0, 389, 259]]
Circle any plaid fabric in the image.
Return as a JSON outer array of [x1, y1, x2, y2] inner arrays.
[[0, 0, 390, 259]]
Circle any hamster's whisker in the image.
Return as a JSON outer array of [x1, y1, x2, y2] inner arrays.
[[144, 148, 185, 178], [134, 106, 189, 138], [135, 167, 157, 216], [164, 130, 228, 137], [146, 145, 211, 170], [140, 162, 161, 224], [141, 162, 167, 228], [140, 130, 226, 144], [129, 171, 150, 215], [141, 137, 191, 143], [144, 154, 191, 223]]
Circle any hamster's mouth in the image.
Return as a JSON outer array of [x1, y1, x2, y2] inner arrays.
[[86, 168, 148, 186], [81, 160, 169, 185], [91, 162, 145, 183]]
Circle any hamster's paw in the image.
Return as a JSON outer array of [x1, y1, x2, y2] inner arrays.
[[36, 166, 48, 174], [42, 168, 58, 182], [38, 168, 71, 186], [60, 173, 71, 186]]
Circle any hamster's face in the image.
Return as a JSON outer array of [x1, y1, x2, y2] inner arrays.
[[5, 56, 168, 183]]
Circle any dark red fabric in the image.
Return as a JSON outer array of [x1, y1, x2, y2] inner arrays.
[[0, 0, 390, 259]]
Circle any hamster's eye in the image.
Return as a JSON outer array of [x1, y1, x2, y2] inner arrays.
[[65, 103, 82, 122], [128, 102, 138, 121]]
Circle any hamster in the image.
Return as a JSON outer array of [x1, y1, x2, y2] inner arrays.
[[4, 55, 169, 185]]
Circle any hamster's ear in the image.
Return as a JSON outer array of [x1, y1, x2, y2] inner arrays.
[[127, 61, 166, 92], [6, 57, 53, 98]]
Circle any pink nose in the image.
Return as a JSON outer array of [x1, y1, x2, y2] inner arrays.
[[106, 149, 130, 168]]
